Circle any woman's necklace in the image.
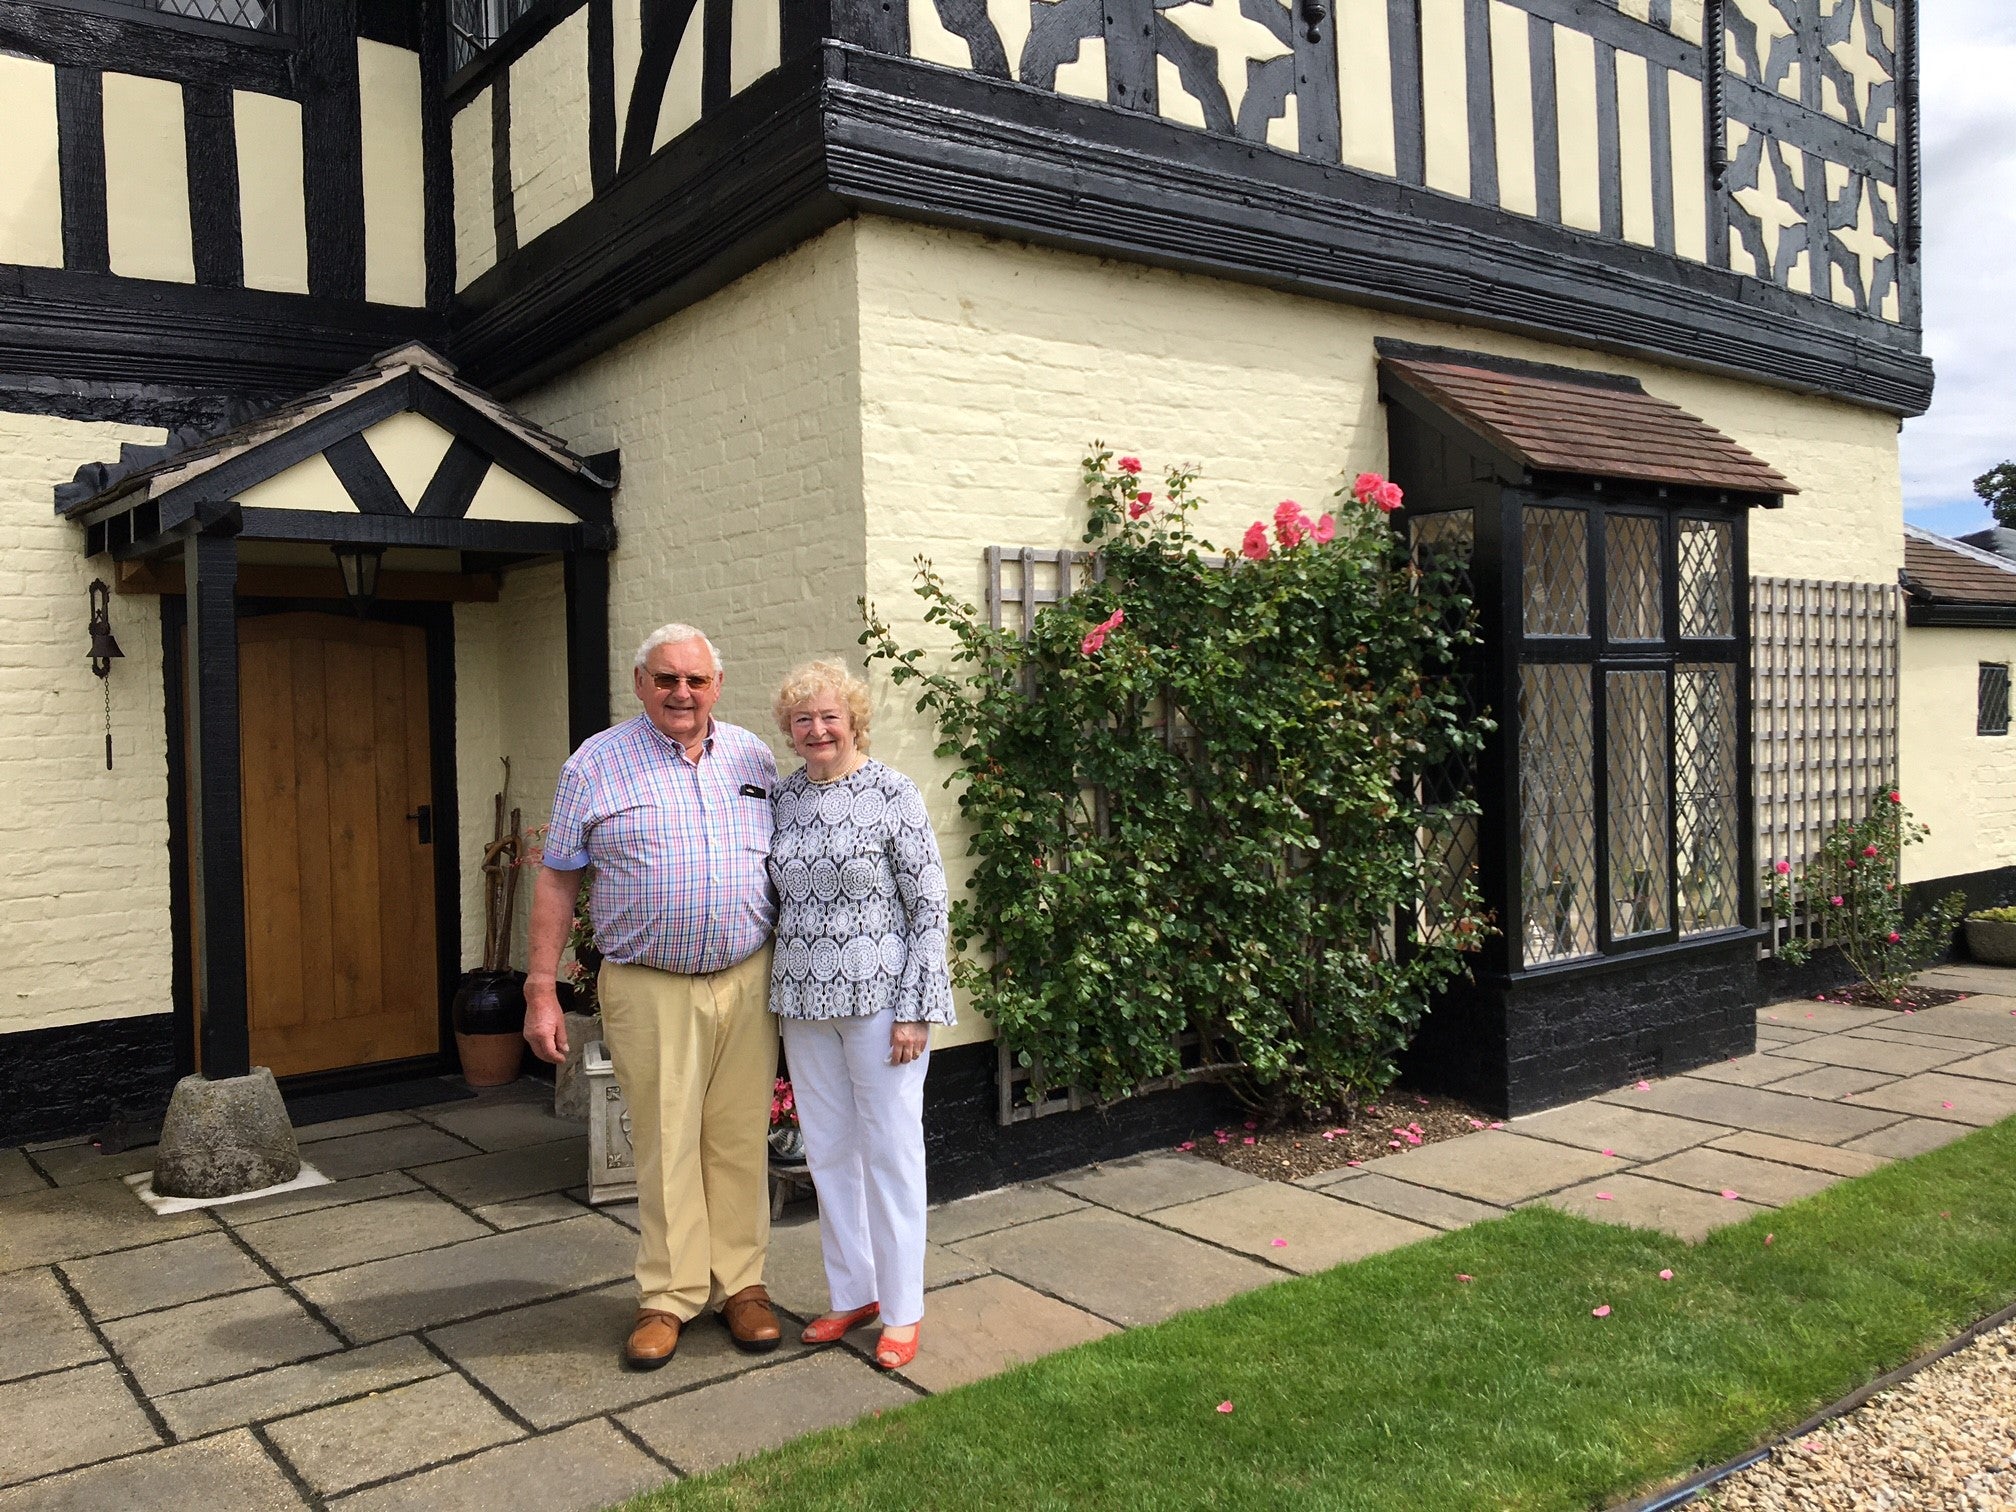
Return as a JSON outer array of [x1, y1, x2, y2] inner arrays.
[[808, 755, 868, 786]]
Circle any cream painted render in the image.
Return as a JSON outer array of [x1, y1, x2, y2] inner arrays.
[[452, 88, 497, 290], [1900, 628, 2016, 886], [612, 0, 642, 138], [361, 412, 458, 507], [652, 1, 707, 150], [102, 72, 194, 284], [729, 0, 780, 93], [1553, 26, 1603, 233], [234, 91, 310, 295], [1490, 2, 1538, 217], [0, 55, 63, 269], [1335, 0, 1397, 176], [232, 452, 355, 513], [510, 9, 594, 247], [1420, 0, 1472, 198], [0, 411, 174, 1035], [358, 41, 428, 307]]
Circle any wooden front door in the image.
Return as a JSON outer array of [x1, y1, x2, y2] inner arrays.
[[233, 613, 440, 1078]]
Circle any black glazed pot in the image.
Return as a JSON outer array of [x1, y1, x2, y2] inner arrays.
[[452, 970, 528, 1035]]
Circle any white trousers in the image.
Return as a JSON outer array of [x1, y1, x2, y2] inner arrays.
[[779, 1008, 931, 1328]]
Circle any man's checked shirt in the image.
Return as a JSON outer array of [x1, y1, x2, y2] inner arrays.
[[543, 715, 779, 975]]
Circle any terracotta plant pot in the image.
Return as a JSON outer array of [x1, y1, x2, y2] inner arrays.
[[454, 1030, 525, 1088], [453, 970, 528, 1087], [1965, 918, 2016, 966]]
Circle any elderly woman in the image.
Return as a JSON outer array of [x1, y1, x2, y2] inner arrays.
[[768, 658, 954, 1371]]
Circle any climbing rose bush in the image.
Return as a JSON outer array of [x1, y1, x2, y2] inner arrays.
[[862, 449, 1490, 1121]]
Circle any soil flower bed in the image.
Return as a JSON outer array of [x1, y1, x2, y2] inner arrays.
[[1177, 1090, 1493, 1184], [1810, 983, 1971, 1011]]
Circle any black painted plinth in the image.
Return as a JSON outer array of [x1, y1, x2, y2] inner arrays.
[[1403, 936, 1763, 1118], [0, 1014, 178, 1148]]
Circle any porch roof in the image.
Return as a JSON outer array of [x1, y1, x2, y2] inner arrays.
[[1903, 526, 2016, 626], [57, 344, 616, 561]]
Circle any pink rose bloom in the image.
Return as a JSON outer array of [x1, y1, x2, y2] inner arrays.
[[1313, 513, 1336, 544], [1241, 522, 1271, 560], [1117, 456, 1142, 475], [1862, 844, 1879, 857], [1887, 931, 1901, 944], [1079, 607, 1124, 656], [1774, 860, 1791, 875], [1830, 895, 1844, 907], [1373, 481, 1404, 513], [1888, 790, 1901, 803], [1128, 492, 1153, 520], [1274, 500, 1308, 548], [1352, 471, 1384, 501]]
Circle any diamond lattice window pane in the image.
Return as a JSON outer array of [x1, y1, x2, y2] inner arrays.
[[1607, 670, 1672, 938], [1677, 664, 1740, 934], [148, 0, 280, 27], [1521, 664, 1597, 964], [1606, 515, 1664, 641], [1523, 508, 1589, 638], [1411, 511, 1480, 934], [1678, 519, 1734, 638]]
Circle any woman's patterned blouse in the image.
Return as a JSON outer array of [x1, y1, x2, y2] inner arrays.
[[765, 759, 956, 1025]]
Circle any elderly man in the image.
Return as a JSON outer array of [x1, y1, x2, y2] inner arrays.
[[524, 623, 782, 1369]]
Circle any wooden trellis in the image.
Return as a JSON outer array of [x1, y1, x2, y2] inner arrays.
[[1750, 577, 1901, 955]]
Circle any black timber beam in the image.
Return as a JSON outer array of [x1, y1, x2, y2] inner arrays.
[[0, 0, 296, 96], [564, 548, 612, 751]]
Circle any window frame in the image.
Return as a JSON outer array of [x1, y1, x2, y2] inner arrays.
[[1980, 662, 2012, 738]]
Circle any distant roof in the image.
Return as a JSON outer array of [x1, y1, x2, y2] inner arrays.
[[1959, 525, 2016, 564], [56, 342, 611, 518], [1379, 346, 1796, 498], [1903, 525, 2016, 608]]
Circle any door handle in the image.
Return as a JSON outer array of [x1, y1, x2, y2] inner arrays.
[[406, 805, 433, 845]]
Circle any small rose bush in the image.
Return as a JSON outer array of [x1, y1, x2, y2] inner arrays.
[[863, 449, 1490, 1121], [1767, 790, 1963, 998]]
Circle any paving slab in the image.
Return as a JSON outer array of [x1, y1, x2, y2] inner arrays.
[[1535, 1174, 1768, 1243], [1597, 1078, 1899, 1144], [1632, 1147, 1843, 1208], [61, 1230, 270, 1321], [1842, 1117, 1975, 1161], [924, 1182, 1089, 1244], [100, 1283, 342, 1395], [295, 1112, 422, 1144], [1680, 1053, 1810, 1088], [1360, 1131, 1615, 1204], [306, 1125, 479, 1181], [156, 1335, 448, 1439], [1154, 1182, 1438, 1273], [1765, 1035, 1968, 1076], [1914, 967, 2016, 994], [235, 1190, 490, 1278], [1309, 1171, 1507, 1230], [1754, 1023, 1824, 1045], [297, 1214, 636, 1343], [1939, 1045, 2016, 1085], [26, 1142, 160, 1189], [620, 1348, 917, 1473], [1705, 1131, 1891, 1179], [416, 1101, 585, 1152], [0, 1268, 100, 1384], [0, 1181, 211, 1272], [213, 1170, 422, 1226], [474, 1191, 590, 1229], [1762, 1063, 1901, 1100], [265, 1370, 522, 1497], [947, 1207, 1278, 1326], [427, 1281, 806, 1428], [1847, 1071, 2016, 1126], [1756, 1002, 1890, 1033], [408, 1138, 590, 1209], [1844, 1025, 2001, 1054], [0, 1362, 159, 1488], [1046, 1152, 1264, 1216], [893, 1273, 1117, 1394], [330, 1418, 668, 1512], [765, 1211, 988, 1322], [0, 1149, 50, 1198], [1878, 1002, 2016, 1045], [0, 1429, 295, 1512], [1506, 1101, 1731, 1161]]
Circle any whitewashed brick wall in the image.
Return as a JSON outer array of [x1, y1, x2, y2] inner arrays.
[[1901, 625, 2016, 887]]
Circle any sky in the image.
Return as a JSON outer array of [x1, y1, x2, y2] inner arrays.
[[1898, 1, 2016, 537]]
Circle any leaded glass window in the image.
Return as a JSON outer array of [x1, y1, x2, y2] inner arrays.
[[1677, 664, 1741, 932], [1679, 520, 1735, 637], [1607, 516, 1663, 641], [1607, 670, 1670, 937], [451, 0, 541, 69], [1981, 664, 2011, 738], [1520, 664, 1597, 963], [107, 0, 288, 29], [1413, 512, 1479, 940], [1523, 508, 1588, 637]]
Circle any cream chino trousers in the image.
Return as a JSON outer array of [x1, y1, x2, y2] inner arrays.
[[597, 949, 777, 1320]]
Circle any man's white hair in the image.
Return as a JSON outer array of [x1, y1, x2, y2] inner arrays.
[[634, 623, 723, 675]]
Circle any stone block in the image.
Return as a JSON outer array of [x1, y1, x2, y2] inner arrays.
[[330, 1418, 666, 1512], [1936, 1046, 2016, 1084], [1762, 1063, 1898, 1100], [0, 1269, 99, 1384], [1845, 1025, 1999, 1055], [427, 1281, 806, 1428], [1841, 1117, 1974, 1160], [948, 1207, 1278, 1327], [924, 1182, 1088, 1245], [1880, 1002, 2016, 1045], [1046, 1152, 1264, 1216], [552, 1011, 603, 1121], [156, 1336, 447, 1439], [621, 1348, 917, 1473], [473, 1191, 588, 1230], [265, 1371, 522, 1497], [1848, 1072, 2016, 1126], [0, 1180, 211, 1273], [234, 1190, 490, 1279], [297, 1216, 635, 1343], [305, 1125, 480, 1182], [765, 1210, 987, 1321], [1535, 1174, 1767, 1242], [420, 1099, 586, 1152], [895, 1273, 1118, 1394], [295, 1112, 423, 1144], [1317, 1172, 1507, 1230], [0, 1150, 45, 1198], [213, 1170, 421, 1226], [62, 1231, 268, 1321], [25, 1141, 159, 1189], [1766, 1035, 1967, 1076], [0, 1430, 296, 1512], [1633, 1148, 1842, 1208], [1754, 1002, 1888, 1033], [1681, 1053, 1809, 1087], [1596, 1078, 1898, 1144], [409, 1137, 590, 1208], [151, 1071, 300, 1200], [0, 1362, 159, 1488], [1705, 1131, 1891, 1179], [1363, 1131, 1615, 1204], [1506, 1102, 1730, 1160], [100, 1284, 341, 1395], [1155, 1183, 1439, 1273]]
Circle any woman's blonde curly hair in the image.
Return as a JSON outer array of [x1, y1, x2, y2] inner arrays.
[[772, 658, 872, 755]]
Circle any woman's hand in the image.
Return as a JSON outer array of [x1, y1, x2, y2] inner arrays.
[[890, 1021, 930, 1065]]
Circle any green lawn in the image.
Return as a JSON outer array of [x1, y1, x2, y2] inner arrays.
[[627, 1119, 2016, 1512]]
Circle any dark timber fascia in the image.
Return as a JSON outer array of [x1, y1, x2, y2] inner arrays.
[[301, 0, 367, 302], [565, 549, 612, 750], [1906, 602, 2016, 630], [53, 67, 109, 275], [184, 84, 245, 291], [0, 0, 296, 95]]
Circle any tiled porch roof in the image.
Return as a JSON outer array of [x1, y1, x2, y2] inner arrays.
[[1903, 525, 2016, 607]]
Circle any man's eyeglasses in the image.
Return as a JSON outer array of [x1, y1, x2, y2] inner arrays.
[[649, 673, 716, 692]]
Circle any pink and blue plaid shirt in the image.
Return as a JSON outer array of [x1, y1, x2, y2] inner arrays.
[[543, 716, 779, 975]]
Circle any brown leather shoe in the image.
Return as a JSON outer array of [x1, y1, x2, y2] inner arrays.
[[718, 1285, 782, 1353], [625, 1309, 681, 1371]]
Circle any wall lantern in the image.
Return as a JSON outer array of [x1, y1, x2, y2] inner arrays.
[[331, 543, 386, 611], [87, 578, 122, 770]]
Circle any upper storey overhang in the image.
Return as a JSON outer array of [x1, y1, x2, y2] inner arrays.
[[448, 0, 1931, 416]]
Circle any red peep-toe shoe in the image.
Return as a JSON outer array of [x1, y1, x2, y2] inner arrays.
[[800, 1302, 880, 1346], [872, 1325, 920, 1372]]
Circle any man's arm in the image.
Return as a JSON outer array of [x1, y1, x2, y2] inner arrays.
[[523, 865, 586, 1064]]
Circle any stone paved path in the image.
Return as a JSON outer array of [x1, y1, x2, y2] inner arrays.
[[2, 965, 2013, 1509]]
